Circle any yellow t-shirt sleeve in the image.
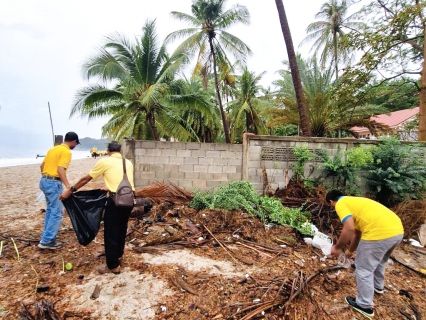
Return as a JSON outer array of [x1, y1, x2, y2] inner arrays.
[[89, 160, 104, 180], [335, 202, 353, 224], [58, 150, 72, 169]]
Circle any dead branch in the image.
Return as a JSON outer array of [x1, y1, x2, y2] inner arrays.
[[203, 224, 244, 269]]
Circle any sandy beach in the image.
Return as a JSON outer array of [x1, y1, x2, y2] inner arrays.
[[0, 158, 104, 232], [0, 158, 251, 319]]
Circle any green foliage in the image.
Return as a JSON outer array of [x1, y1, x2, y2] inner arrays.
[[72, 20, 210, 142], [319, 146, 373, 195], [291, 145, 315, 181], [190, 181, 312, 231], [300, 0, 363, 76], [364, 79, 420, 112], [336, 0, 424, 126], [365, 137, 426, 206], [190, 181, 259, 216], [273, 124, 299, 136], [260, 196, 311, 233]]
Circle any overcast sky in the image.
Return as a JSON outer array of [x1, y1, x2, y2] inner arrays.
[[0, 0, 333, 140]]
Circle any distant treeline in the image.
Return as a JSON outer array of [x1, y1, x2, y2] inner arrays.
[[76, 138, 111, 151]]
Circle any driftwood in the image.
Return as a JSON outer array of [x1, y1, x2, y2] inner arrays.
[[391, 255, 426, 278], [169, 275, 199, 295], [90, 284, 101, 300], [236, 265, 344, 320]]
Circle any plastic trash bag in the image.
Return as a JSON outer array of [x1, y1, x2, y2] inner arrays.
[[62, 189, 107, 246], [36, 191, 44, 202], [312, 232, 333, 255]]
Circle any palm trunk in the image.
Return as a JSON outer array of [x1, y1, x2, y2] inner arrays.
[[275, 0, 312, 137], [333, 30, 339, 81], [209, 38, 231, 143], [418, 5, 426, 141], [147, 112, 160, 141]]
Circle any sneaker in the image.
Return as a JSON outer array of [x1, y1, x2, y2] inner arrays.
[[38, 241, 62, 250], [374, 287, 384, 294], [345, 296, 374, 318]]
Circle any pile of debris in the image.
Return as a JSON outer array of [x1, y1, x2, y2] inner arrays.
[[1, 182, 425, 319]]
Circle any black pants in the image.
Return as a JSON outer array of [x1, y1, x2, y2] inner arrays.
[[104, 197, 132, 269]]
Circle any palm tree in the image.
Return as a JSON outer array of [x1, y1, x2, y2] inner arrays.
[[300, 0, 362, 80], [71, 20, 210, 141], [274, 0, 312, 136], [166, 0, 252, 143], [173, 76, 222, 142], [227, 68, 269, 141], [272, 55, 387, 137]]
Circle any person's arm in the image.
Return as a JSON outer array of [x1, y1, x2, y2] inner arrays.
[[59, 174, 92, 200], [57, 166, 71, 189], [347, 229, 361, 253], [331, 217, 355, 256], [40, 162, 44, 174]]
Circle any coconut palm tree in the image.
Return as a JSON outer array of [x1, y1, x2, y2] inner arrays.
[[275, 0, 312, 137], [173, 76, 222, 142], [300, 0, 362, 80], [166, 0, 252, 143], [227, 68, 269, 141], [71, 20, 210, 141]]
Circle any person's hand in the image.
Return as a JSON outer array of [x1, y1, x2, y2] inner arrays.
[[330, 245, 342, 257], [59, 188, 73, 200]]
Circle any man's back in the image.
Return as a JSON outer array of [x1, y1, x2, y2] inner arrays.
[[89, 153, 135, 192], [42, 144, 72, 177], [335, 196, 403, 240]]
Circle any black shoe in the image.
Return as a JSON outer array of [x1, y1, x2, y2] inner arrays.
[[374, 287, 384, 294], [345, 296, 374, 317]]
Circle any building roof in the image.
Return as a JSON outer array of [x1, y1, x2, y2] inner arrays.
[[351, 107, 419, 133]]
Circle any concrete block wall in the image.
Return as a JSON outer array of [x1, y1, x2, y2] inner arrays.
[[241, 134, 378, 193], [122, 135, 425, 194], [122, 139, 242, 192]]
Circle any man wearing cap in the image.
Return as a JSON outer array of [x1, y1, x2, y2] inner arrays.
[[38, 132, 80, 249]]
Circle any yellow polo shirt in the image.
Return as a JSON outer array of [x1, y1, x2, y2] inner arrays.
[[89, 153, 135, 192], [42, 144, 72, 177], [335, 196, 403, 241]]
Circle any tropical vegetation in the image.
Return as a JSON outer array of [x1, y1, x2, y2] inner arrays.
[[71, 0, 424, 144], [166, 0, 252, 143]]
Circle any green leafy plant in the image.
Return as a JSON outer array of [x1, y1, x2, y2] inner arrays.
[[190, 181, 313, 231], [262, 197, 311, 233], [190, 181, 260, 216], [318, 145, 373, 195], [291, 145, 315, 182], [365, 137, 426, 206]]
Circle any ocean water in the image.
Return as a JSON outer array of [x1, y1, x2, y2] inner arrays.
[[0, 149, 92, 168]]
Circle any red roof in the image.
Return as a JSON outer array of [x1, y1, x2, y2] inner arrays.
[[351, 107, 419, 133]]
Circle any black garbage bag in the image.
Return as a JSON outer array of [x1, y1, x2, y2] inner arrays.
[[62, 189, 107, 246]]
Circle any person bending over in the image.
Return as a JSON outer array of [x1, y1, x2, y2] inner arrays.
[[326, 190, 403, 318]]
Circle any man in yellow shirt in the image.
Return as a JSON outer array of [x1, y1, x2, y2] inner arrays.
[[326, 190, 403, 318], [38, 132, 80, 249], [61, 141, 135, 274]]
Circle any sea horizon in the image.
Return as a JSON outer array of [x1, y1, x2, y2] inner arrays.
[[0, 149, 92, 168]]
